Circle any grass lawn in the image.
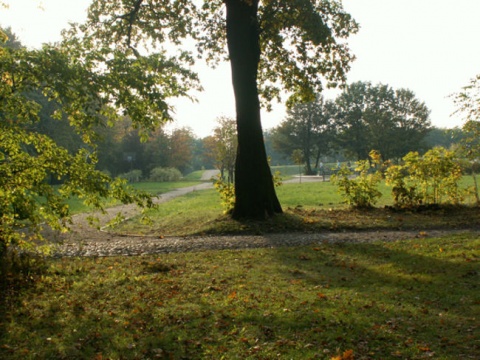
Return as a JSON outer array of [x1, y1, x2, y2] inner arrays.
[[1, 233, 478, 359], [112, 179, 479, 237], [64, 181, 203, 214]]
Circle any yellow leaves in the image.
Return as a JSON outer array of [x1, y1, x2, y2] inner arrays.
[[1, 69, 12, 85]]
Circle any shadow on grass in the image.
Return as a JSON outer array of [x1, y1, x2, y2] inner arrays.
[[0, 235, 478, 359], [269, 236, 479, 358], [199, 205, 480, 236]]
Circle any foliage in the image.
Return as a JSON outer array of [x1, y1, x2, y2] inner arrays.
[[117, 170, 143, 183], [0, 32, 156, 256], [452, 74, 480, 204], [452, 74, 480, 125], [272, 96, 335, 174], [1, 234, 478, 359], [386, 147, 464, 207], [208, 117, 237, 182], [213, 174, 236, 214], [334, 82, 431, 160], [423, 126, 467, 150], [114, 179, 479, 236], [167, 128, 196, 174], [149, 167, 182, 182], [331, 150, 383, 208], [291, 149, 304, 167], [67, 0, 358, 219], [214, 165, 283, 214]]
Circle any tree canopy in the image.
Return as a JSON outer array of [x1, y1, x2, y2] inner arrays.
[[272, 95, 335, 174], [453, 74, 480, 160], [334, 81, 431, 160], [61, 0, 358, 219], [0, 28, 156, 253], [1, 0, 359, 252]]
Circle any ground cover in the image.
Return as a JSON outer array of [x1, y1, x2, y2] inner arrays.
[[1, 233, 478, 359], [112, 180, 479, 237]]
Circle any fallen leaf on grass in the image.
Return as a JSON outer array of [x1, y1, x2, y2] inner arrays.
[[331, 349, 354, 360], [317, 293, 328, 300]]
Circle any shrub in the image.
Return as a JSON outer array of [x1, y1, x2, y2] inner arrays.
[[213, 175, 235, 214], [214, 169, 282, 214], [385, 147, 464, 207], [149, 167, 182, 182], [331, 150, 383, 208], [117, 169, 143, 183]]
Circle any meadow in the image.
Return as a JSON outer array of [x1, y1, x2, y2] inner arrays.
[[112, 174, 479, 237], [1, 171, 478, 359], [1, 234, 478, 359]]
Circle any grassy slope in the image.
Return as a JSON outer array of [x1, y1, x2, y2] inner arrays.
[[1, 234, 478, 359]]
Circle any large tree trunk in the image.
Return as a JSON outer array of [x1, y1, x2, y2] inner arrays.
[[224, 0, 282, 219]]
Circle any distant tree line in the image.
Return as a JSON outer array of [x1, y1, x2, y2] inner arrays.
[[30, 77, 471, 182], [270, 81, 469, 174]]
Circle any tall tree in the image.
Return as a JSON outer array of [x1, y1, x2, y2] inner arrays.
[[334, 82, 431, 160], [272, 96, 335, 174], [64, 0, 358, 219]]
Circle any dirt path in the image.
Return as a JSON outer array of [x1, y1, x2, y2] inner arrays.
[[48, 173, 479, 258], [50, 182, 213, 245]]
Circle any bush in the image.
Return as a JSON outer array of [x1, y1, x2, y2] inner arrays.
[[385, 147, 464, 207], [213, 175, 236, 214], [214, 169, 282, 214], [117, 169, 143, 183], [331, 150, 383, 208], [149, 167, 182, 182]]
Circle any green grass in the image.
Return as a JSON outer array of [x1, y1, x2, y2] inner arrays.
[[64, 181, 202, 214], [1, 233, 478, 359], [182, 170, 205, 181], [272, 165, 302, 177], [113, 179, 479, 236]]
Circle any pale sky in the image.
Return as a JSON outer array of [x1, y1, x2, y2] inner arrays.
[[1, 0, 479, 138]]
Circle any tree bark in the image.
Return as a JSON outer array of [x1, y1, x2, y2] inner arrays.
[[224, 0, 282, 219]]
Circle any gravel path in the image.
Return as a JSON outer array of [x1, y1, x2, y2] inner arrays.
[[53, 228, 477, 258], [47, 176, 479, 258]]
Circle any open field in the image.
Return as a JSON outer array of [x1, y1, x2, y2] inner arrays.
[[112, 177, 479, 237], [1, 233, 478, 359], [2, 173, 478, 359], [63, 181, 203, 214]]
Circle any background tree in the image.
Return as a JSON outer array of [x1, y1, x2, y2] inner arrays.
[[423, 127, 466, 150], [452, 74, 480, 203], [334, 81, 431, 160], [263, 129, 290, 166], [69, 0, 358, 219], [0, 29, 154, 254], [272, 96, 334, 174], [291, 149, 304, 182], [210, 117, 238, 182], [167, 127, 196, 175]]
